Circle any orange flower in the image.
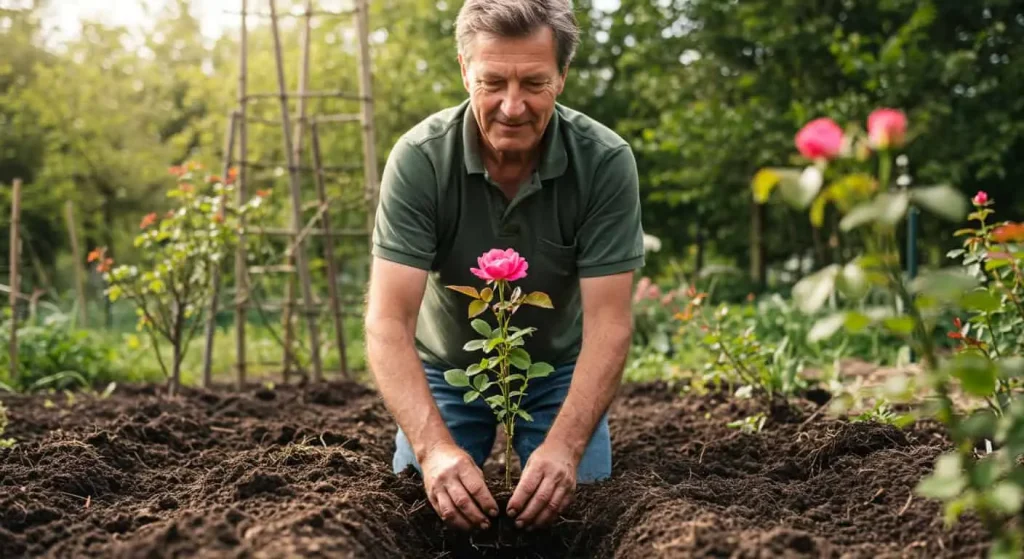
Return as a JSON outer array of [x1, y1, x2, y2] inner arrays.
[[87, 247, 104, 263], [227, 167, 239, 184], [168, 166, 186, 177], [139, 212, 158, 229], [256, 189, 271, 198], [97, 257, 113, 273], [213, 214, 224, 223], [208, 174, 222, 184], [179, 183, 194, 193], [992, 223, 1024, 243]]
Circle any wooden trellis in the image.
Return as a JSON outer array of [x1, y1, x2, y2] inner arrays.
[[201, 0, 381, 388]]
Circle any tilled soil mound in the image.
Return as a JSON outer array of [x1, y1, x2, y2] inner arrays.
[[0, 380, 988, 558]]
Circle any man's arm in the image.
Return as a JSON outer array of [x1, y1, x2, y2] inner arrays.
[[365, 257, 498, 531], [367, 137, 497, 531]]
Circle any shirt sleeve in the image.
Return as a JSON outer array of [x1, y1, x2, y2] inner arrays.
[[576, 145, 646, 277], [371, 138, 437, 270]]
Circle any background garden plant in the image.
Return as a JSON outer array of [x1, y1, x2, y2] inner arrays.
[[442, 248, 554, 489], [755, 107, 1024, 558], [89, 164, 270, 396]]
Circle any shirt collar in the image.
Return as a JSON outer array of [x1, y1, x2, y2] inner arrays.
[[462, 101, 568, 181]]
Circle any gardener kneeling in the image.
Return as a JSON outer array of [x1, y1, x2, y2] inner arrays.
[[364, 0, 645, 532]]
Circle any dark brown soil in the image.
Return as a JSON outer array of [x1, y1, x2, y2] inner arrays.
[[0, 380, 989, 558]]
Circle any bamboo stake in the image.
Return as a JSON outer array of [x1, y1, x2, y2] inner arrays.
[[234, 0, 250, 390], [268, 0, 323, 381], [8, 179, 22, 382], [201, 110, 240, 387], [63, 201, 88, 327], [355, 0, 381, 243], [280, 0, 315, 381], [311, 122, 348, 378]]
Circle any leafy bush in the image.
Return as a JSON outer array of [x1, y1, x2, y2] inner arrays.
[[755, 107, 1024, 557], [0, 312, 125, 392]]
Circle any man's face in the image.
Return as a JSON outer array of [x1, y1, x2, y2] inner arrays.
[[460, 26, 566, 156]]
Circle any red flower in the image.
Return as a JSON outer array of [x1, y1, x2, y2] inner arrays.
[[87, 247, 104, 263], [139, 212, 158, 229], [256, 189, 271, 198], [227, 167, 239, 184]]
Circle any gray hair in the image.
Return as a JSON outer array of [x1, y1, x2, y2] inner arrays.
[[455, 0, 580, 72]]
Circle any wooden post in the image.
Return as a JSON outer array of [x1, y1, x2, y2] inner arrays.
[[64, 201, 88, 327], [234, 0, 250, 390], [280, 0, 315, 381], [8, 179, 22, 382], [201, 110, 240, 387], [311, 123, 349, 378], [268, 0, 323, 381], [355, 0, 380, 243]]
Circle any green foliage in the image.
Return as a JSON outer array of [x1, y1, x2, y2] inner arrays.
[[755, 107, 1024, 557], [0, 401, 14, 449], [91, 165, 270, 395], [0, 312, 126, 393], [444, 265, 555, 490]]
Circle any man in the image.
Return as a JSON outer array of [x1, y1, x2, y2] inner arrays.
[[364, 0, 644, 533]]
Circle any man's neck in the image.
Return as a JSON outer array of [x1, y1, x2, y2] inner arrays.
[[481, 142, 540, 195]]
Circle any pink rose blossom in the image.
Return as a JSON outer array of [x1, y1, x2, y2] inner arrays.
[[867, 108, 907, 150], [973, 191, 989, 206], [794, 118, 844, 161], [471, 248, 529, 282]]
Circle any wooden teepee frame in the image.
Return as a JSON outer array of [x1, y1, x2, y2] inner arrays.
[[200, 0, 380, 388]]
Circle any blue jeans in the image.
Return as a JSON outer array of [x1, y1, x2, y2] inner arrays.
[[392, 362, 612, 483]]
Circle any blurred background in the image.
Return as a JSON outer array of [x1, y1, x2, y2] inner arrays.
[[1, 0, 1022, 391]]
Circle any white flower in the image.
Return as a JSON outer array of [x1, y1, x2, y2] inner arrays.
[[799, 166, 824, 193], [643, 233, 661, 253]]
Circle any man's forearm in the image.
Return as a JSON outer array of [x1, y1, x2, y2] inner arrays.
[[366, 317, 453, 462], [545, 320, 632, 461]]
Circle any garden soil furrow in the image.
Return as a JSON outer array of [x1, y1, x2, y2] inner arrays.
[[0, 381, 988, 558]]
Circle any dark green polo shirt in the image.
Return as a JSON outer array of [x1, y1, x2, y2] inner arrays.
[[372, 98, 645, 370]]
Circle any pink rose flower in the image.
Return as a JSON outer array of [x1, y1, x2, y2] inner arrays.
[[795, 118, 844, 161], [973, 191, 989, 206], [867, 108, 907, 150], [471, 248, 529, 282]]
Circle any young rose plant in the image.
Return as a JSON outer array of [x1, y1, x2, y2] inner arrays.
[[755, 108, 1024, 558], [89, 163, 269, 396], [444, 248, 555, 489]]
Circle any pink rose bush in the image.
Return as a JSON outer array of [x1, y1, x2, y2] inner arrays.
[[866, 108, 907, 150], [471, 248, 529, 282], [972, 191, 989, 206], [444, 248, 554, 489]]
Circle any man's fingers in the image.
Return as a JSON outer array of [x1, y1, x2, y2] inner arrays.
[[514, 476, 557, 527], [532, 483, 570, 528], [459, 468, 499, 518], [434, 488, 473, 531], [507, 463, 542, 517], [446, 479, 490, 529]]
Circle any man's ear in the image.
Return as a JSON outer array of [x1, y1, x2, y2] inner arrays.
[[556, 63, 570, 94], [459, 54, 470, 92]]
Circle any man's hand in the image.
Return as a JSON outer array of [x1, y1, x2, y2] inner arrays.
[[422, 442, 499, 532], [506, 440, 578, 530]]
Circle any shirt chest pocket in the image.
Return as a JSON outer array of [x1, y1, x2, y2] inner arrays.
[[536, 238, 577, 277]]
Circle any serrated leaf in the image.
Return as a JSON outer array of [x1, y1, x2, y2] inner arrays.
[[516, 409, 534, 422], [443, 369, 470, 387], [808, 313, 846, 342], [508, 327, 536, 341], [472, 374, 488, 392], [485, 395, 505, 408], [523, 292, 553, 309], [471, 319, 492, 337], [506, 374, 526, 384], [464, 390, 480, 403], [447, 285, 480, 299], [509, 348, 531, 370], [792, 264, 840, 313], [485, 337, 502, 352], [910, 184, 969, 222], [960, 290, 1001, 313], [463, 339, 487, 352], [467, 362, 483, 376], [480, 287, 493, 302], [527, 362, 554, 379], [468, 299, 488, 318]]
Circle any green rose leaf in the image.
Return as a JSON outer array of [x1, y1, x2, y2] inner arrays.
[[472, 374, 489, 392], [915, 453, 966, 500], [463, 339, 487, 352], [447, 285, 480, 299], [792, 264, 840, 313], [471, 319, 492, 337], [523, 292, 553, 309], [909, 184, 969, 223], [960, 290, 1001, 313], [509, 348, 531, 370], [516, 409, 534, 422], [910, 269, 980, 303], [808, 313, 847, 343], [527, 362, 554, 379], [989, 482, 1024, 515], [463, 390, 480, 404], [444, 369, 470, 387], [946, 352, 998, 397]]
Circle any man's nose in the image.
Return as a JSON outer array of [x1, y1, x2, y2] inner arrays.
[[500, 83, 526, 120]]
